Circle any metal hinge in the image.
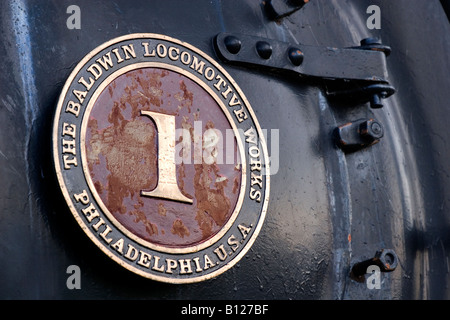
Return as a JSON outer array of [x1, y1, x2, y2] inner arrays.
[[213, 33, 395, 109]]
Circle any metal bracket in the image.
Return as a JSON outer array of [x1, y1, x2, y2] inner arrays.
[[264, 0, 310, 21], [213, 32, 395, 108]]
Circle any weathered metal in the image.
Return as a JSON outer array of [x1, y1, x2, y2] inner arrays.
[[1, 0, 449, 300], [214, 32, 396, 110]]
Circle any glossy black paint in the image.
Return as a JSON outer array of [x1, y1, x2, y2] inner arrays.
[[0, 0, 449, 299]]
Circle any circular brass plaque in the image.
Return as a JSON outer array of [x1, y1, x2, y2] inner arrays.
[[53, 34, 270, 283]]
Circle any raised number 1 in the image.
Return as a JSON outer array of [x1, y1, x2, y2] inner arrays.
[[140, 110, 193, 204]]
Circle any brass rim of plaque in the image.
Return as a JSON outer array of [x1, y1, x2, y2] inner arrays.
[[52, 33, 270, 283]]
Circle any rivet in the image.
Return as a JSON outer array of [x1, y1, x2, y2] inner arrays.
[[224, 36, 241, 54], [360, 37, 381, 46], [288, 47, 304, 66], [256, 41, 272, 59]]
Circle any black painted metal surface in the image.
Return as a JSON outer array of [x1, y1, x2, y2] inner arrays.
[[1, 0, 449, 299]]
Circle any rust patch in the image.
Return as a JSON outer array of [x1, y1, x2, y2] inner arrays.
[[85, 67, 242, 248], [194, 163, 231, 238], [158, 203, 167, 216], [171, 219, 190, 238]]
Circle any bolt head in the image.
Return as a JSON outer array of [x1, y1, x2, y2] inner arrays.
[[360, 119, 384, 141]]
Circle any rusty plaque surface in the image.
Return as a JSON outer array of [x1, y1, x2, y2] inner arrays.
[[52, 34, 270, 283]]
